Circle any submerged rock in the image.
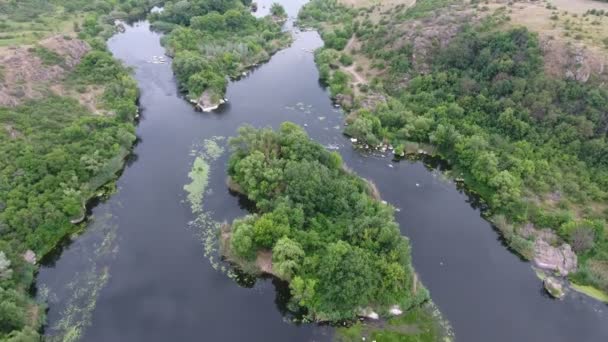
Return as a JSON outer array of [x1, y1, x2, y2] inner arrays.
[[533, 239, 577, 276], [544, 276, 565, 299]]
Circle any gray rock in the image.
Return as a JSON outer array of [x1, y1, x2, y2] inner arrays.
[[534, 239, 577, 276]]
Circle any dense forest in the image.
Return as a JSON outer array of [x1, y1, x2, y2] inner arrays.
[[224, 123, 429, 321], [300, 0, 608, 296], [0, 0, 155, 340], [148, 0, 289, 106]]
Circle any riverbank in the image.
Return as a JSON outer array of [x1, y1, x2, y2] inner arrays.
[[0, 2, 149, 338], [299, 0, 608, 302]]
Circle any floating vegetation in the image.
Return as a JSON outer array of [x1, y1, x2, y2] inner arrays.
[[184, 157, 210, 214], [41, 212, 119, 342], [183, 137, 238, 278]]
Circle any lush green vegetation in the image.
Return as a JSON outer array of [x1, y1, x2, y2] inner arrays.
[[270, 2, 287, 18], [336, 304, 444, 342], [0, 0, 160, 46], [149, 0, 289, 104], [0, 1, 144, 340], [301, 0, 608, 295], [224, 123, 428, 321]]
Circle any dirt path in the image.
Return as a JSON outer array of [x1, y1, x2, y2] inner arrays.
[[342, 37, 367, 85], [339, 0, 417, 86]]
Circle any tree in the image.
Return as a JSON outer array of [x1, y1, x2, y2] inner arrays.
[[570, 227, 595, 253], [230, 217, 256, 259], [190, 12, 225, 32], [224, 9, 245, 30], [0, 252, 12, 281], [252, 214, 290, 248], [272, 237, 304, 280], [315, 241, 375, 318], [270, 3, 286, 17], [0, 287, 27, 334]]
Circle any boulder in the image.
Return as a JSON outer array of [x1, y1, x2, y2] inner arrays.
[[533, 239, 577, 276], [543, 276, 565, 299]]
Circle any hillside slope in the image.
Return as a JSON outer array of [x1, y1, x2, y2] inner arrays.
[[300, 0, 608, 303]]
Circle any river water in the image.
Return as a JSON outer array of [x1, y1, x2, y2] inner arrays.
[[37, 2, 608, 341]]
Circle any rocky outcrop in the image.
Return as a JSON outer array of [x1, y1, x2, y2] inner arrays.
[[0, 35, 90, 106], [544, 276, 565, 299], [541, 38, 607, 84], [533, 239, 577, 276], [195, 90, 225, 112]]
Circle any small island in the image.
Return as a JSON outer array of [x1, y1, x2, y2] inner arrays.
[[221, 122, 429, 321]]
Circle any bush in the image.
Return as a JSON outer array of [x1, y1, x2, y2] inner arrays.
[[340, 53, 353, 66]]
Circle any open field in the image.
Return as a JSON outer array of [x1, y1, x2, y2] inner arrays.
[[551, 0, 608, 14]]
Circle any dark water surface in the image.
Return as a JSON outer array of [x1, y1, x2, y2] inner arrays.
[[37, 2, 608, 341]]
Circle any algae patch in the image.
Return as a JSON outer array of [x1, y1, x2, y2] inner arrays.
[[184, 137, 225, 214], [184, 156, 210, 214], [184, 137, 235, 276], [40, 211, 119, 342], [571, 282, 608, 303]]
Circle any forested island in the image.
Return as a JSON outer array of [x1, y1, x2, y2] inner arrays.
[[148, 0, 290, 110], [222, 123, 432, 321], [0, 0, 160, 339], [299, 0, 608, 301]]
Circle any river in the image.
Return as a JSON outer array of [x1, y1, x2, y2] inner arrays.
[[37, 1, 608, 341]]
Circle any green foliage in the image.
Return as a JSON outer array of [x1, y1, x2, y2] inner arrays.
[[0, 288, 27, 335], [305, 0, 608, 293], [270, 3, 286, 18], [272, 237, 304, 280], [155, 0, 289, 101], [227, 123, 425, 321], [0, 1, 142, 338], [336, 304, 445, 342], [29, 46, 64, 66], [340, 53, 353, 66], [230, 216, 256, 259], [398, 0, 457, 20]]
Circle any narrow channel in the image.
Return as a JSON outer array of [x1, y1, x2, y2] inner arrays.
[[37, 1, 608, 341]]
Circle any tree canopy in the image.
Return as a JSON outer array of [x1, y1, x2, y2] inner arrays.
[[150, 0, 290, 102], [225, 123, 428, 321]]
